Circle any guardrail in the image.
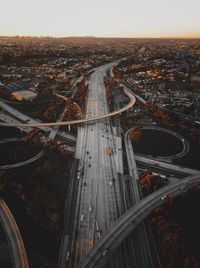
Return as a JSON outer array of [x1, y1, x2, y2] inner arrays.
[[0, 198, 29, 268], [78, 173, 200, 268], [0, 89, 136, 128]]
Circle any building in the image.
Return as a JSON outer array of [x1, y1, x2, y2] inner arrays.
[[11, 90, 37, 101]]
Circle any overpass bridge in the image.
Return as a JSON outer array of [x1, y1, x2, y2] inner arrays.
[[0, 90, 136, 129], [0, 100, 76, 144], [78, 172, 200, 268], [0, 198, 29, 268], [58, 61, 137, 268]]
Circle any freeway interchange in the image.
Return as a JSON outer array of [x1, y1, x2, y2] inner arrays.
[[60, 62, 127, 267], [78, 173, 200, 268], [0, 60, 200, 268]]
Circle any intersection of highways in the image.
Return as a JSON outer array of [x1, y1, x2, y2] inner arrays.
[[0, 60, 199, 268]]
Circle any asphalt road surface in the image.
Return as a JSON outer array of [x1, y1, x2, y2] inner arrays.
[[71, 62, 125, 267]]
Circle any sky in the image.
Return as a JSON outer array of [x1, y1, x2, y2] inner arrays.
[[1, 0, 200, 37]]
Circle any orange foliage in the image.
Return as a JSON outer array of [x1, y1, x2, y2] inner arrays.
[[145, 102, 175, 128], [145, 102, 200, 143], [104, 79, 112, 101], [113, 67, 123, 81], [63, 97, 81, 121], [151, 206, 183, 265], [127, 112, 144, 119], [151, 195, 199, 267], [192, 180, 200, 190], [30, 97, 65, 122], [43, 140, 57, 149], [73, 81, 88, 112], [129, 126, 142, 142], [139, 169, 161, 194]]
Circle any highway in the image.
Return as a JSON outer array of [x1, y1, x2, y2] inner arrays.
[[0, 89, 136, 128], [0, 100, 50, 131], [0, 198, 29, 268], [135, 154, 200, 176], [48, 92, 69, 141], [0, 90, 76, 171], [49, 89, 82, 141], [0, 102, 76, 144], [126, 126, 199, 177], [125, 129, 154, 267], [137, 126, 190, 161], [0, 137, 45, 170], [78, 172, 200, 268], [0, 134, 75, 170], [0, 110, 31, 133], [53, 92, 82, 119], [123, 81, 147, 105], [1, 59, 199, 267], [61, 62, 129, 267]]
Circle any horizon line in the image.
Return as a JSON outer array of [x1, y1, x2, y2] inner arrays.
[[1, 34, 200, 39]]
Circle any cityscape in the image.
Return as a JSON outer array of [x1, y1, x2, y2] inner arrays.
[[0, 1, 200, 268]]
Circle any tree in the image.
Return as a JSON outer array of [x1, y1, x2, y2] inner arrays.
[[129, 126, 142, 143]]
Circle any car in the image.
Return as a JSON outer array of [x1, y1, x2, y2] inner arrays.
[[89, 163, 91, 168], [102, 249, 108, 256], [106, 147, 113, 155], [179, 185, 185, 190], [66, 251, 70, 261]]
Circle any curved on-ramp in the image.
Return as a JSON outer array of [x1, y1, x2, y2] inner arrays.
[[0, 198, 29, 268], [0, 138, 44, 170], [0, 89, 136, 128], [78, 173, 200, 268], [125, 128, 199, 176], [136, 126, 190, 160]]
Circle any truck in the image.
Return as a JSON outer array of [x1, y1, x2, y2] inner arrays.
[[106, 147, 113, 155]]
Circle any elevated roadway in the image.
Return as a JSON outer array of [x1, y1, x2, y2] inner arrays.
[[0, 90, 135, 128], [137, 126, 190, 161], [125, 129, 154, 267], [0, 198, 29, 268], [0, 137, 45, 170], [60, 61, 134, 267], [0, 136, 74, 170], [135, 154, 200, 176], [0, 110, 31, 133], [126, 127, 199, 177], [0, 102, 76, 143], [78, 173, 200, 268]]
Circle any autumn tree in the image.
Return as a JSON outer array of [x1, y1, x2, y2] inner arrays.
[[129, 125, 142, 143], [25, 129, 42, 144], [139, 169, 162, 195]]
